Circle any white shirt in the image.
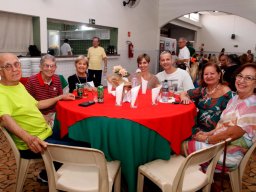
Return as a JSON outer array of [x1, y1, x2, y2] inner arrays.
[[60, 43, 72, 56], [178, 46, 190, 66], [156, 68, 194, 91]]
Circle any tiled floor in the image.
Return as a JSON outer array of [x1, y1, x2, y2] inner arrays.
[[1, 130, 256, 192]]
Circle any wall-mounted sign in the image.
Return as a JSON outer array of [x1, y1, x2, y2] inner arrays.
[[89, 19, 95, 24]]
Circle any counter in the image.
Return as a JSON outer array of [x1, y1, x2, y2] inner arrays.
[[19, 54, 120, 86]]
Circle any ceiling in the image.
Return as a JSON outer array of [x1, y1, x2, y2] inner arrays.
[[198, 11, 231, 16]]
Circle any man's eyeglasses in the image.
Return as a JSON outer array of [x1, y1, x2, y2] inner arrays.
[[43, 64, 57, 69], [236, 74, 256, 82], [0, 62, 21, 71]]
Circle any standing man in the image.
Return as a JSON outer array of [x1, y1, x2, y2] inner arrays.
[[87, 37, 107, 87], [177, 37, 190, 71], [156, 51, 194, 91], [60, 39, 72, 56]]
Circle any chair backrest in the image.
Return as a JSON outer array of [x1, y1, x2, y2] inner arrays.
[[0, 127, 20, 169], [41, 143, 109, 192], [239, 141, 256, 181], [173, 140, 227, 191]]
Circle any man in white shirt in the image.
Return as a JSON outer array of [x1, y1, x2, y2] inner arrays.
[[156, 51, 194, 91], [60, 39, 72, 56], [177, 37, 190, 71]]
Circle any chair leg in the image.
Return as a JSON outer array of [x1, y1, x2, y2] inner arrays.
[[15, 159, 31, 192], [228, 170, 241, 192], [137, 169, 145, 192], [113, 167, 121, 192]]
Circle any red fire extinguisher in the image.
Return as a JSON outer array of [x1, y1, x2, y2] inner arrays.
[[128, 42, 134, 58]]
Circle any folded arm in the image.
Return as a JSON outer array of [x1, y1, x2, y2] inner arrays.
[[194, 125, 246, 144]]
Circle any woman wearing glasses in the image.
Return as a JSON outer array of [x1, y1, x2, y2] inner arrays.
[[180, 62, 233, 132], [183, 63, 256, 173]]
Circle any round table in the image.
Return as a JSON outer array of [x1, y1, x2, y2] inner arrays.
[[55, 89, 196, 192]]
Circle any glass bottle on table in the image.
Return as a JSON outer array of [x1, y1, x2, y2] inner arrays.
[[161, 80, 169, 103]]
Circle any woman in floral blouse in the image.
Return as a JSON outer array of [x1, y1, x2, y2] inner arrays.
[[180, 62, 233, 132]]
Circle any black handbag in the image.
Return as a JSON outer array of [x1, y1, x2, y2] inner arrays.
[[177, 63, 187, 70]]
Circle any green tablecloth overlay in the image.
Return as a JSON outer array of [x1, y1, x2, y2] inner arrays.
[[58, 116, 171, 192]]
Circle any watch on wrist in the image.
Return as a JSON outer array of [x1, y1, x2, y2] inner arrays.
[[205, 136, 209, 144]]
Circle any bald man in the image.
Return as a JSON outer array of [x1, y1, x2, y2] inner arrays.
[[177, 37, 190, 71], [156, 51, 194, 91], [0, 53, 76, 158]]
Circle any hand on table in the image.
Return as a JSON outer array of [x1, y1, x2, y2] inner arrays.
[[60, 93, 75, 101], [180, 95, 191, 105], [85, 87, 97, 92]]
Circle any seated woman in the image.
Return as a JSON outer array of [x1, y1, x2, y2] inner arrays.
[[132, 53, 160, 89], [182, 63, 256, 172], [68, 55, 95, 93], [180, 62, 233, 132]]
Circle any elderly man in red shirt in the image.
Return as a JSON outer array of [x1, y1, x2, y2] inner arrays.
[[25, 54, 65, 126]]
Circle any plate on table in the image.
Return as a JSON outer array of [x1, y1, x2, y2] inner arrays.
[[159, 97, 176, 103]]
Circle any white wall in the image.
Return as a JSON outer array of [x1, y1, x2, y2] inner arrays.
[[159, 0, 256, 54], [0, 0, 159, 74], [198, 15, 256, 54], [159, 0, 256, 27]]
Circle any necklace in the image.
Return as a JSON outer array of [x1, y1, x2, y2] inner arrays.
[[206, 84, 220, 96], [76, 73, 87, 84], [203, 84, 220, 103]]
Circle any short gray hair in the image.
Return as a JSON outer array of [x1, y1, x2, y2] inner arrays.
[[160, 50, 172, 58], [40, 54, 56, 65]]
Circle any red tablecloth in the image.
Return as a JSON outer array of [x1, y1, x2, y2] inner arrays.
[[56, 90, 197, 154]]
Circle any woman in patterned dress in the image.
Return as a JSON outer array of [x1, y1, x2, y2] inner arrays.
[[180, 62, 233, 132]]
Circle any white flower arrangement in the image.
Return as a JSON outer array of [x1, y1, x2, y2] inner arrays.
[[113, 65, 130, 77]]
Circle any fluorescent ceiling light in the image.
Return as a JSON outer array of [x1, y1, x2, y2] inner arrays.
[[81, 25, 95, 31]]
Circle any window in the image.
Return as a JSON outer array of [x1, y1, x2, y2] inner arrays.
[[183, 13, 200, 22]]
